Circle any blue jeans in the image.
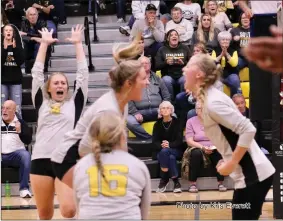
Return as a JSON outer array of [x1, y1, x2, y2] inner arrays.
[[162, 76, 185, 100], [127, 108, 158, 140], [157, 148, 181, 178], [2, 149, 31, 190], [47, 20, 57, 37], [223, 74, 241, 97], [238, 57, 248, 70], [117, 0, 125, 19], [128, 15, 135, 29], [88, 0, 98, 13], [1, 84, 22, 116], [187, 109, 196, 119]]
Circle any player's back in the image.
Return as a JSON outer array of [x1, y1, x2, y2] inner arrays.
[[73, 149, 151, 219]]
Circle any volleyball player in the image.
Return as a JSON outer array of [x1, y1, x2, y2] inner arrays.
[[72, 110, 151, 219], [51, 34, 149, 187], [183, 53, 275, 220], [29, 25, 88, 219]]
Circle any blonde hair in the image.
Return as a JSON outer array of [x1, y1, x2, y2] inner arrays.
[[109, 32, 144, 92], [189, 54, 223, 105], [89, 111, 126, 181], [157, 101, 175, 118], [197, 14, 215, 43], [44, 73, 70, 100]]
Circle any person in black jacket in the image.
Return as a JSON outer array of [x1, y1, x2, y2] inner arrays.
[[3, 0, 26, 30], [1, 24, 24, 116], [20, 7, 49, 73], [155, 29, 192, 100], [153, 101, 184, 193], [1, 100, 32, 198]]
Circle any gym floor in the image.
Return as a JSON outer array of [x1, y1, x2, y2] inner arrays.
[[1, 189, 274, 220]]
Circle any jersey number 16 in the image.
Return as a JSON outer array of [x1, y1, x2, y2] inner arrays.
[[87, 165, 129, 197]]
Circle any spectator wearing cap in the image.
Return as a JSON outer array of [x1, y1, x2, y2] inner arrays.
[[165, 7, 194, 45], [130, 3, 165, 70], [232, 94, 249, 118], [155, 29, 192, 100], [119, 0, 160, 36], [1, 100, 32, 198]]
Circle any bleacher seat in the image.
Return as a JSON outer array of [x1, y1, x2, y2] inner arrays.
[[128, 121, 156, 138], [241, 82, 250, 98], [239, 67, 249, 82]]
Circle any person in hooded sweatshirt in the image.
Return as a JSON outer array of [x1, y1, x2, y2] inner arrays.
[[1, 24, 24, 116], [155, 29, 192, 100]]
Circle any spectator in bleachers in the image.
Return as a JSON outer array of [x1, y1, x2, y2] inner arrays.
[[27, 0, 58, 36], [165, 7, 194, 45], [203, 0, 234, 13], [127, 56, 171, 140], [212, 31, 240, 97], [191, 14, 220, 53], [3, 0, 26, 30], [232, 93, 249, 118], [174, 0, 201, 30], [130, 4, 165, 68], [116, 0, 126, 23], [1, 24, 25, 116], [230, 12, 250, 70], [206, 0, 233, 32], [153, 101, 183, 193], [20, 7, 49, 73], [1, 100, 32, 198], [155, 29, 191, 100], [185, 101, 227, 193], [120, 0, 160, 36]]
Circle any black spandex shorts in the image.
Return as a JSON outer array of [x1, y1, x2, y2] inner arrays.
[[30, 158, 56, 179], [51, 144, 80, 180]]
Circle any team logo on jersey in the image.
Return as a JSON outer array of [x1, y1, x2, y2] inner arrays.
[[280, 144, 283, 151]]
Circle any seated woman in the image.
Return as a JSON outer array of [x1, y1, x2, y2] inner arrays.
[[230, 12, 251, 70], [155, 29, 191, 100], [206, 0, 233, 32], [152, 101, 184, 193], [190, 14, 220, 53], [212, 31, 241, 97], [185, 101, 227, 193]]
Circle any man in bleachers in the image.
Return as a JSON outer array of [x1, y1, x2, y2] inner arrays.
[[119, 0, 160, 36], [130, 3, 165, 68], [165, 7, 194, 45], [1, 100, 32, 198], [127, 56, 171, 140], [20, 7, 49, 73], [26, 0, 58, 36], [232, 93, 249, 118]]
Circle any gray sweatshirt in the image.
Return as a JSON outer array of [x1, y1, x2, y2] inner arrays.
[[73, 149, 151, 219], [203, 86, 275, 189], [31, 60, 89, 160], [130, 18, 165, 47], [51, 90, 128, 163]]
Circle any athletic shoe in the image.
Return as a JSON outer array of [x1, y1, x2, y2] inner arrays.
[[20, 189, 32, 198], [156, 179, 169, 193], [117, 18, 125, 23], [119, 25, 130, 36], [173, 180, 182, 193], [218, 184, 227, 192]]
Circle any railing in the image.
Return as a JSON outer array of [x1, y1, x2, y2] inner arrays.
[[84, 16, 95, 71], [91, 0, 98, 42]]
